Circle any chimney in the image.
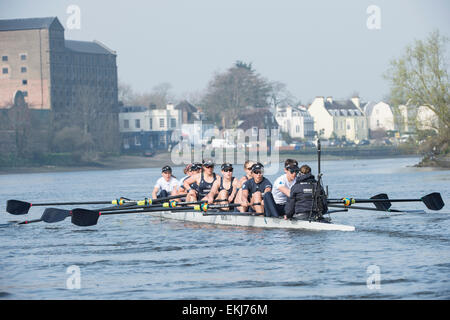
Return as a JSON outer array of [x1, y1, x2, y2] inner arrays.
[[326, 96, 333, 103], [351, 97, 360, 109]]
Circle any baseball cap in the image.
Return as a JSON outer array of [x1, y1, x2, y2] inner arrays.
[[286, 164, 300, 172], [190, 163, 202, 171], [203, 159, 215, 167], [251, 162, 264, 172], [221, 163, 233, 170], [162, 165, 172, 172]]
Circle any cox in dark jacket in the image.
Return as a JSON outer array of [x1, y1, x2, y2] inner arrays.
[[284, 172, 327, 220]]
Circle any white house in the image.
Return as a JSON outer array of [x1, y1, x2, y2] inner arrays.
[[275, 105, 315, 139], [119, 104, 181, 151], [307, 96, 368, 142], [363, 101, 395, 134], [398, 104, 439, 133]]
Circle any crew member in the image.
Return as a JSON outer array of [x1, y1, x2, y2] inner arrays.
[[152, 165, 180, 199], [177, 163, 201, 196], [239, 162, 272, 215], [206, 163, 239, 209], [235, 160, 255, 205], [284, 164, 328, 220], [183, 159, 217, 202], [270, 159, 299, 216]]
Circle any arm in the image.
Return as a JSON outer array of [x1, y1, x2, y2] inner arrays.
[[152, 186, 159, 199], [206, 178, 221, 204], [277, 185, 291, 198], [183, 174, 198, 192], [229, 179, 239, 202]]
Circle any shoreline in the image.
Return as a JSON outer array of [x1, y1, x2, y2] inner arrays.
[[0, 152, 439, 176]]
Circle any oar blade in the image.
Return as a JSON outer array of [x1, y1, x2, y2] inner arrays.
[[370, 193, 391, 210], [422, 193, 444, 211], [71, 209, 100, 227], [41, 208, 71, 223], [6, 200, 31, 215]]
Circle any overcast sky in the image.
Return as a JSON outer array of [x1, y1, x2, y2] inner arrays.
[[1, 0, 449, 104]]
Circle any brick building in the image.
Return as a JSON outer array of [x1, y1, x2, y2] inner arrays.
[[0, 17, 119, 153]]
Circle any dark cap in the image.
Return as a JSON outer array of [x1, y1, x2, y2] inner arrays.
[[251, 162, 264, 172], [202, 159, 215, 167], [286, 164, 300, 172], [190, 162, 202, 171], [162, 165, 172, 172], [221, 163, 233, 170]]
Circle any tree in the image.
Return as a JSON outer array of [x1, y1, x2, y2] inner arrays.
[[200, 61, 273, 127], [384, 30, 449, 142]]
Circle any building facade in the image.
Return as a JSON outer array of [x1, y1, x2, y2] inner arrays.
[[119, 104, 182, 152], [0, 17, 119, 152], [275, 105, 315, 139], [363, 101, 395, 135], [308, 96, 368, 142]]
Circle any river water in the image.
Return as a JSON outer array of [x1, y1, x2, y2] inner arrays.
[[0, 157, 449, 299]]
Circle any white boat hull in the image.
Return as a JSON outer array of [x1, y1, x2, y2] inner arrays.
[[148, 210, 355, 232]]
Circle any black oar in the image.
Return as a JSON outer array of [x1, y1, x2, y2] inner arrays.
[[327, 204, 426, 214], [17, 208, 71, 225], [70, 202, 248, 227], [327, 192, 444, 211], [6, 194, 186, 215]]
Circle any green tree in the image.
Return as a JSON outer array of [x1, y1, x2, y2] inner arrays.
[[384, 30, 450, 161]]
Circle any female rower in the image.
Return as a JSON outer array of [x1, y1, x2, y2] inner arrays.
[[183, 159, 217, 202], [177, 163, 201, 196], [235, 160, 255, 205], [238, 162, 272, 214], [152, 165, 180, 199], [206, 163, 239, 209]]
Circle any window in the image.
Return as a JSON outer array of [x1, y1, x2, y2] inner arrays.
[[23, 91, 28, 97], [135, 135, 141, 146], [376, 120, 380, 127], [2, 56, 7, 61], [21, 67, 27, 73], [123, 119, 129, 129], [20, 54, 27, 61], [170, 118, 176, 128], [135, 119, 140, 129], [159, 118, 164, 128], [296, 125, 300, 133], [22, 79, 27, 85], [2, 68, 8, 74], [150, 118, 153, 130], [347, 124, 351, 130]]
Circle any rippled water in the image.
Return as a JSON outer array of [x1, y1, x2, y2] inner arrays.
[[0, 157, 449, 299]]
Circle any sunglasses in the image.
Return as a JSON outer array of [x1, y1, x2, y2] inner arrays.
[[223, 168, 233, 172], [288, 169, 298, 174], [253, 170, 263, 175], [204, 165, 214, 168]]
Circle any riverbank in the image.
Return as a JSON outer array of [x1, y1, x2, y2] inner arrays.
[[0, 147, 437, 175]]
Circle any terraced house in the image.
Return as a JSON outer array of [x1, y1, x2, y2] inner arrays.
[[307, 96, 368, 142]]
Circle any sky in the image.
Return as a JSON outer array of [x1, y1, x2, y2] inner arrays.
[[1, 0, 449, 104]]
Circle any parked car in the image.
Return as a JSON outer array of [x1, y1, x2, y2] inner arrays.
[[358, 139, 370, 146]]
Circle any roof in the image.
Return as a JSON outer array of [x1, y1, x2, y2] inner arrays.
[[324, 99, 364, 117], [120, 106, 148, 113], [0, 17, 63, 32], [65, 40, 116, 55], [362, 101, 377, 115], [238, 108, 279, 130], [175, 100, 197, 113]]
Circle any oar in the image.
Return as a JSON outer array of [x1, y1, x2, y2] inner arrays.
[[6, 194, 186, 215], [327, 204, 426, 214], [70, 202, 249, 227], [17, 208, 72, 225], [327, 192, 444, 211]]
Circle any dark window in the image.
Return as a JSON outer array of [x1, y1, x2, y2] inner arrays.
[[124, 120, 129, 129], [2, 68, 8, 74], [22, 79, 27, 85], [135, 119, 140, 129], [20, 54, 27, 61], [2, 56, 7, 61], [170, 118, 176, 128], [23, 91, 28, 97], [21, 67, 27, 73], [160, 118, 164, 128]]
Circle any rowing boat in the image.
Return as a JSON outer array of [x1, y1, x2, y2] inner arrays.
[[147, 210, 356, 232]]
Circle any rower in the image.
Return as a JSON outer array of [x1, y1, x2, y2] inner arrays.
[[239, 162, 272, 215], [284, 164, 328, 220], [235, 160, 255, 205], [183, 159, 217, 202], [269, 159, 300, 216], [206, 163, 239, 209], [177, 163, 201, 196], [152, 166, 180, 199]]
